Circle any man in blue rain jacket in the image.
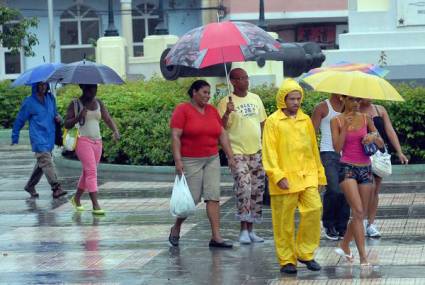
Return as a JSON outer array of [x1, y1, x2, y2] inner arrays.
[[12, 82, 67, 198]]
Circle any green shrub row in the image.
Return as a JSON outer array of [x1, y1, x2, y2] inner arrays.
[[1, 77, 424, 164], [55, 77, 191, 165], [0, 80, 30, 129]]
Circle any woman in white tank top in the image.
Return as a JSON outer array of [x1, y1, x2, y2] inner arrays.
[[64, 84, 120, 215]]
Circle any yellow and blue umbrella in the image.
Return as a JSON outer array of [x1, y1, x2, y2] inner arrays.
[[302, 70, 404, 102]]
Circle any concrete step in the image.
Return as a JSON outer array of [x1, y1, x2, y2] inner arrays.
[[380, 181, 425, 193]]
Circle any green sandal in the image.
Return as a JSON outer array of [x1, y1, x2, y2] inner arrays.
[[70, 196, 85, 212], [92, 209, 105, 215]]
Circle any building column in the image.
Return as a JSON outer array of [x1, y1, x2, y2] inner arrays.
[[202, 0, 219, 24], [121, 0, 134, 57]]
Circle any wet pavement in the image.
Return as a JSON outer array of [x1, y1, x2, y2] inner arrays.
[[1, 137, 425, 284]]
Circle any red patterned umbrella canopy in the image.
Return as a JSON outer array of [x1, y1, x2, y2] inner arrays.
[[165, 21, 281, 68]]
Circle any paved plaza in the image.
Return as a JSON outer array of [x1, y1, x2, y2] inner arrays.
[[1, 140, 425, 284]]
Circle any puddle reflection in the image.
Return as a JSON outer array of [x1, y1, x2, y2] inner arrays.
[[83, 217, 104, 278]]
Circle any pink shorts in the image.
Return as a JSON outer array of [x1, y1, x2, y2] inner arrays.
[[75, 136, 102, 192]]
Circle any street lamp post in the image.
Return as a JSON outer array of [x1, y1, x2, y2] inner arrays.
[[258, 0, 267, 31], [47, 0, 55, 62], [104, 0, 119, 36]]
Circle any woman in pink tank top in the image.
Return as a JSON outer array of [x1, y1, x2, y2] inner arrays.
[[330, 95, 384, 266]]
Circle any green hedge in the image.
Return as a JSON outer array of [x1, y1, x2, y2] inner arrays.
[[0, 80, 30, 128], [56, 77, 192, 165], [380, 84, 425, 163], [1, 78, 424, 164]]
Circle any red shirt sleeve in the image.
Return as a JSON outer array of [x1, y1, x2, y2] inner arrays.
[[170, 104, 186, 129]]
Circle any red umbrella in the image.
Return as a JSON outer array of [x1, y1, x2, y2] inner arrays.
[[165, 21, 281, 69]]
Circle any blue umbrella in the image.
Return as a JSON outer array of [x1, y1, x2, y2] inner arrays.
[[46, 60, 124, 85], [11, 63, 63, 87]]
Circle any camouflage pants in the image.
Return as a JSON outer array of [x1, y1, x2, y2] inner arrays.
[[232, 151, 265, 223]]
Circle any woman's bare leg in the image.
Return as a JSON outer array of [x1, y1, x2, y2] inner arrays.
[[368, 176, 382, 224], [207, 200, 223, 242], [171, 217, 187, 237], [340, 179, 371, 264]]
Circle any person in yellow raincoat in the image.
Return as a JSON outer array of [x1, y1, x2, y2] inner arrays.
[[262, 78, 327, 274]]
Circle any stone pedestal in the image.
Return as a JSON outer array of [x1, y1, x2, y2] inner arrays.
[[324, 0, 425, 81], [143, 35, 179, 60], [96, 37, 127, 80], [127, 35, 178, 80]]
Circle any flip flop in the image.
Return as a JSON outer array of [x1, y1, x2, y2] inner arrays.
[[335, 247, 354, 262], [70, 196, 85, 212], [92, 209, 105, 215]]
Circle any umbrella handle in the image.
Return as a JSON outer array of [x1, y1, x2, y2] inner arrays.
[[222, 59, 232, 97]]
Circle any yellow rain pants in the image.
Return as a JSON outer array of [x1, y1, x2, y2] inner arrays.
[[270, 186, 322, 266]]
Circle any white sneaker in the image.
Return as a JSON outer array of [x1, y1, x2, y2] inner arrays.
[[239, 230, 251, 244], [366, 223, 381, 237], [249, 231, 264, 243], [363, 220, 368, 236]]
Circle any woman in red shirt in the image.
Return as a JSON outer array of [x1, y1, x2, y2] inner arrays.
[[169, 80, 235, 248]]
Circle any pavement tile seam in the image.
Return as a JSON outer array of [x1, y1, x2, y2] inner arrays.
[[269, 279, 425, 285], [0, 224, 197, 245], [3, 242, 425, 263], [99, 181, 234, 190], [0, 249, 163, 273], [51, 196, 232, 213]]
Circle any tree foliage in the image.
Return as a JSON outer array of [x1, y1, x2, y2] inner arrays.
[[0, 6, 39, 56]]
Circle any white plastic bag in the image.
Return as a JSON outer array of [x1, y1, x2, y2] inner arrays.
[[170, 174, 196, 218], [63, 127, 79, 151], [371, 149, 392, 177]]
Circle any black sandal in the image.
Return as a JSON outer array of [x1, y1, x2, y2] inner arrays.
[[24, 187, 39, 198], [52, 188, 68, 198], [208, 239, 233, 248]]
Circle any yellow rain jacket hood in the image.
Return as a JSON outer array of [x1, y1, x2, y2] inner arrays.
[[262, 79, 326, 195], [276, 78, 304, 109]]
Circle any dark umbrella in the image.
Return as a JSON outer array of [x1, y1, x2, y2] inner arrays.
[[46, 60, 124, 85], [11, 63, 63, 87]]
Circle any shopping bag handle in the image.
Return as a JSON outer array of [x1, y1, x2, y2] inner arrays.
[[180, 173, 188, 189]]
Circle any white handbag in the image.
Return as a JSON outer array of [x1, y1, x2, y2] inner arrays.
[[170, 174, 196, 218], [371, 148, 392, 177]]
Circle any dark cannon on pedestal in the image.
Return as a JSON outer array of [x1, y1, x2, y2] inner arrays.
[[160, 42, 326, 80]]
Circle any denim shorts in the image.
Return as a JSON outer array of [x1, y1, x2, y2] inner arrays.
[[338, 163, 373, 184]]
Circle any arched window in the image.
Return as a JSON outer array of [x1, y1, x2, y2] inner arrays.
[[132, 2, 160, 56], [60, 4, 100, 63]]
